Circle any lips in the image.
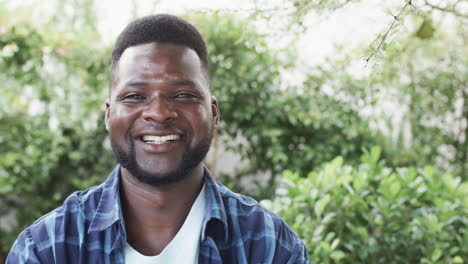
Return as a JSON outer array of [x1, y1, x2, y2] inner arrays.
[[133, 128, 184, 153], [141, 134, 180, 144]]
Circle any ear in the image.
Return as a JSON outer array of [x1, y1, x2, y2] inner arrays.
[[105, 100, 110, 131], [211, 96, 220, 126]]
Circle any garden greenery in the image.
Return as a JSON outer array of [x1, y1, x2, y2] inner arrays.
[[262, 147, 467, 263]]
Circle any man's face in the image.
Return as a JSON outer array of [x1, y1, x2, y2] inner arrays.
[[106, 42, 219, 186]]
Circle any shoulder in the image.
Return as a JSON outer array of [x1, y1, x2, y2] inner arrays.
[[29, 183, 104, 236], [6, 184, 105, 263], [216, 182, 290, 230], [215, 183, 309, 263], [7, 228, 39, 264]]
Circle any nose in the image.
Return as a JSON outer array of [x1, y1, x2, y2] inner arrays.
[[141, 96, 178, 123]]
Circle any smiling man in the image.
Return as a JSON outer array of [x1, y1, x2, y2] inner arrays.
[[7, 14, 309, 264]]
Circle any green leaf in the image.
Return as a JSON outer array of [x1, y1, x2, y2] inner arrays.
[[453, 256, 464, 264], [314, 194, 331, 218], [416, 18, 435, 39], [330, 250, 346, 261], [331, 238, 340, 250], [431, 248, 442, 261]]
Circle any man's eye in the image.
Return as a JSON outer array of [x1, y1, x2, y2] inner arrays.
[[124, 94, 146, 100], [175, 93, 195, 99]]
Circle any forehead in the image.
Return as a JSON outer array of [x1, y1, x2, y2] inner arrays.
[[114, 42, 207, 88]]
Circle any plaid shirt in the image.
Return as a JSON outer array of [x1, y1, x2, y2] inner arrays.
[[7, 165, 309, 263]]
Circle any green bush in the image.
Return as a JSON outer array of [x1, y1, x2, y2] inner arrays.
[[262, 147, 467, 263]]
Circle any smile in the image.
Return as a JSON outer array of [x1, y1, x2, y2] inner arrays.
[[141, 134, 180, 144]]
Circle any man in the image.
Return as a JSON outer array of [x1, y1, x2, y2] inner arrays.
[[7, 14, 309, 263]]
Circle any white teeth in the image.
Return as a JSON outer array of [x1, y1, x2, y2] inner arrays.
[[142, 135, 180, 144]]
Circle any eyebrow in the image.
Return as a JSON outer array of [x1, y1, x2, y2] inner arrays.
[[122, 80, 197, 88], [169, 80, 196, 87], [122, 81, 148, 88]]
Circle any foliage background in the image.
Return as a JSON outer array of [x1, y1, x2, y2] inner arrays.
[[0, 0, 467, 262], [262, 147, 467, 263]]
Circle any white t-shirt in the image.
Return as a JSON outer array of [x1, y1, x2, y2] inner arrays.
[[124, 184, 206, 264]]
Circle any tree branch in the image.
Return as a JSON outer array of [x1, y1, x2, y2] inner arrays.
[[364, 1, 412, 66]]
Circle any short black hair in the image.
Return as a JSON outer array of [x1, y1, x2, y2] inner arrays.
[[110, 14, 209, 85]]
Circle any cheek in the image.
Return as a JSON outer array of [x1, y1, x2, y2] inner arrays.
[[190, 106, 213, 135], [108, 106, 140, 137]]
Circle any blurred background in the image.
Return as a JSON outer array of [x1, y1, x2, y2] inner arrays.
[[0, 0, 467, 262]]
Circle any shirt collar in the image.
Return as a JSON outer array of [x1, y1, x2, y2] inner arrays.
[[88, 165, 124, 234], [87, 164, 229, 242]]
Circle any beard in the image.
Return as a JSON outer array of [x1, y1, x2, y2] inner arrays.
[[110, 131, 212, 187]]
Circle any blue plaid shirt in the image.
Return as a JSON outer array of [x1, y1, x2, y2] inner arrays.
[[7, 165, 309, 263]]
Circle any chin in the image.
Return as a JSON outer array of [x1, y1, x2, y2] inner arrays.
[[137, 159, 183, 179], [111, 134, 212, 187], [128, 165, 191, 186], [113, 148, 208, 187]]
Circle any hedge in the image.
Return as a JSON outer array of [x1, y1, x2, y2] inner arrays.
[[262, 147, 467, 263]]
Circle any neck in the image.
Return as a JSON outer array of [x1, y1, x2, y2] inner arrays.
[[120, 165, 205, 255]]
